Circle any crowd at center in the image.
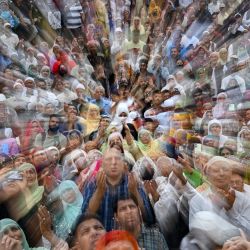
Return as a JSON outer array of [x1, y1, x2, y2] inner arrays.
[[0, 0, 250, 249]]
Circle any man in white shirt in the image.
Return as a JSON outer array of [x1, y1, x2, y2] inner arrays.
[[189, 156, 250, 237], [208, 0, 221, 15], [0, 23, 19, 54]]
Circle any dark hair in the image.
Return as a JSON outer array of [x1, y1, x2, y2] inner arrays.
[[140, 165, 155, 181], [49, 114, 62, 122], [51, 76, 63, 89], [152, 89, 161, 95], [73, 213, 104, 236], [113, 193, 139, 214], [144, 118, 154, 123], [231, 167, 245, 179], [219, 147, 234, 156]]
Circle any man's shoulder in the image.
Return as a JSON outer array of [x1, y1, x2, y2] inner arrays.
[[140, 225, 166, 243]]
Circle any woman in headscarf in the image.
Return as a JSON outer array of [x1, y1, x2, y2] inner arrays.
[[212, 92, 229, 119], [0, 218, 47, 250], [3, 163, 44, 246], [137, 129, 162, 157], [45, 146, 62, 182], [194, 67, 211, 96], [203, 119, 228, 148], [21, 120, 44, 153], [237, 127, 250, 156], [58, 180, 83, 230], [44, 181, 82, 242], [39, 66, 53, 89], [218, 47, 228, 66], [62, 149, 88, 189], [81, 103, 101, 136], [112, 103, 130, 132]]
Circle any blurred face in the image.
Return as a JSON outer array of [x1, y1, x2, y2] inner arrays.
[[68, 137, 81, 149], [55, 80, 64, 91], [219, 49, 228, 61], [115, 199, 140, 231], [33, 150, 48, 166], [139, 62, 147, 71], [45, 104, 54, 115], [207, 161, 232, 189], [245, 110, 250, 121], [62, 188, 76, 203], [220, 148, 232, 158], [94, 87, 105, 100], [102, 149, 124, 180], [24, 80, 34, 89], [2, 225, 22, 242], [210, 123, 221, 136], [31, 121, 40, 133], [133, 19, 140, 28], [23, 167, 36, 187], [1, 178, 23, 199], [171, 48, 178, 58], [14, 156, 26, 168], [139, 132, 151, 144], [230, 174, 244, 192], [76, 219, 106, 250], [109, 135, 122, 148], [103, 39, 110, 48], [37, 81, 47, 90], [176, 73, 184, 82], [100, 118, 110, 128], [152, 93, 162, 106], [88, 107, 99, 118], [41, 68, 50, 78]]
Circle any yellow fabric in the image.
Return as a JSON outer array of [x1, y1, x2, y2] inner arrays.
[[83, 103, 101, 135]]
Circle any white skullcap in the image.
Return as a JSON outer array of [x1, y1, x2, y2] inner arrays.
[[0, 94, 6, 102]]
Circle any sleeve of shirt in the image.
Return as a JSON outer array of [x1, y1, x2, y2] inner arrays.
[[227, 191, 250, 236], [138, 185, 156, 226], [81, 180, 97, 213], [159, 231, 169, 250], [34, 133, 43, 147]]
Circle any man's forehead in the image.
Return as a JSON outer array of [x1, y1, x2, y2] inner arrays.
[[118, 198, 136, 208], [77, 218, 102, 230], [104, 148, 122, 157]]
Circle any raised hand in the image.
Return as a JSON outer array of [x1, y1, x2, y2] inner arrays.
[[38, 205, 52, 238], [128, 172, 139, 196], [96, 170, 106, 196], [222, 230, 250, 250], [0, 235, 22, 250]]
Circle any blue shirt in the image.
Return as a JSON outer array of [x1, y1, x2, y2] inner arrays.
[[88, 97, 112, 115], [81, 175, 155, 231]]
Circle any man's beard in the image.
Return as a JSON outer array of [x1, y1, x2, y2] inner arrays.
[[48, 126, 59, 133]]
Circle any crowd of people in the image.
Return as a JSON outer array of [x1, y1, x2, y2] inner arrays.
[[0, 0, 250, 249]]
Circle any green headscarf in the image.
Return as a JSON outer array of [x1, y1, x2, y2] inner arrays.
[[18, 163, 44, 210], [5, 163, 44, 221], [59, 180, 83, 230], [137, 129, 160, 156], [0, 219, 47, 250]]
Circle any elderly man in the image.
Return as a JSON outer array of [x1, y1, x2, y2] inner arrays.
[[189, 156, 250, 237], [81, 148, 155, 231], [88, 85, 112, 115]]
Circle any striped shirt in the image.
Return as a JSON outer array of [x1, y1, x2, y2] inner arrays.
[[66, 5, 83, 29], [81, 174, 156, 231]]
